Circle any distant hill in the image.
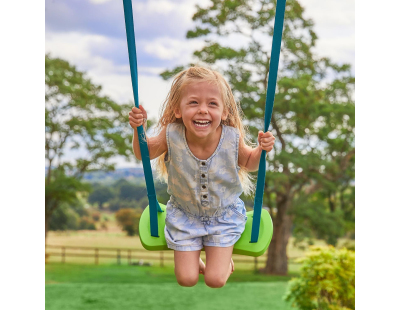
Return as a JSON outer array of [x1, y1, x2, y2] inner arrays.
[[83, 167, 145, 182], [45, 167, 146, 183]]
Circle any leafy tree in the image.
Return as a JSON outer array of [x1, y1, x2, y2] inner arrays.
[[108, 197, 137, 211], [49, 202, 80, 231], [79, 216, 97, 230], [45, 54, 134, 241], [161, 0, 354, 275], [115, 208, 141, 236], [285, 246, 355, 310], [88, 186, 115, 209], [119, 182, 147, 201]]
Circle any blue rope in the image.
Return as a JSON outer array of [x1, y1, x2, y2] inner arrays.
[[251, 0, 286, 243], [122, 0, 163, 238]]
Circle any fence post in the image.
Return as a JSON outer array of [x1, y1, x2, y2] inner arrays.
[[117, 249, 121, 265], [160, 252, 164, 267], [62, 247, 65, 263], [95, 248, 99, 265], [128, 250, 131, 265]]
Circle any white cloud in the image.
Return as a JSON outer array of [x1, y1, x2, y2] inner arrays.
[[141, 37, 204, 60], [89, 0, 112, 4], [298, 0, 354, 68], [45, 31, 171, 119]]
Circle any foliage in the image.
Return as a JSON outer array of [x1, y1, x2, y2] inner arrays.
[[88, 179, 169, 211], [161, 0, 354, 274], [108, 197, 137, 212], [49, 202, 81, 231], [115, 208, 141, 236], [91, 211, 101, 222], [79, 216, 97, 230], [285, 246, 355, 310], [290, 191, 347, 247], [88, 186, 115, 209], [119, 182, 147, 201], [45, 169, 91, 233], [45, 54, 134, 238]]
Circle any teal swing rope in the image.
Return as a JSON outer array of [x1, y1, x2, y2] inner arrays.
[[251, 0, 286, 243], [122, 0, 163, 238], [122, 0, 286, 242]]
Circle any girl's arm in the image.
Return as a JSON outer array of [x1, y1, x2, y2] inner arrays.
[[129, 105, 168, 161], [238, 131, 275, 172], [132, 126, 167, 161]]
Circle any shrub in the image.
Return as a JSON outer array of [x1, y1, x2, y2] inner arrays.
[[49, 203, 80, 231], [91, 211, 101, 222], [79, 216, 96, 230], [108, 198, 137, 212], [285, 246, 355, 310], [115, 208, 141, 236]]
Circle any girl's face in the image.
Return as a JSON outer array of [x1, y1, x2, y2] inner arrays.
[[175, 81, 227, 140]]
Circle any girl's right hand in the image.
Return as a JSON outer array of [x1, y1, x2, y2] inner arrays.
[[129, 105, 147, 129]]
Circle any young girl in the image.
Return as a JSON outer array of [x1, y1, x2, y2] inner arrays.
[[129, 66, 275, 288]]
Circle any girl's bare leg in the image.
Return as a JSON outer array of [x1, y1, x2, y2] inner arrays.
[[203, 245, 234, 288], [199, 256, 206, 274], [174, 250, 201, 287]]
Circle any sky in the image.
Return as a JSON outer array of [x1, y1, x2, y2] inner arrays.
[[45, 0, 355, 168]]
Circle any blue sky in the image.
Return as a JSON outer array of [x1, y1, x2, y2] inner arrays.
[[45, 0, 354, 168]]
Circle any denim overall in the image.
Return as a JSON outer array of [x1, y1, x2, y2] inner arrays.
[[163, 123, 247, 251]]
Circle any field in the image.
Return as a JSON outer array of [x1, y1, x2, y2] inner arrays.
[[46, 263, 295, 310], [45, 224, 354, 309]]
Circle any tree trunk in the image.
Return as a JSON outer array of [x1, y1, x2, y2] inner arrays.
[[45, 214, 50, 243], [261, 198, 292, 275]]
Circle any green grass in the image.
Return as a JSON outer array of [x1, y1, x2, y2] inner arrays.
[[46, 264, 296, 310]]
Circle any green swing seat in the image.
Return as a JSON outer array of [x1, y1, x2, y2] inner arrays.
[[122, 0, 286, 257], [139, 203, 273, 257]]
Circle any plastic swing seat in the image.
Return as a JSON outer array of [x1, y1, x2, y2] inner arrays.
[[139, 203, 273, 257], [122, 0, 286, 257]]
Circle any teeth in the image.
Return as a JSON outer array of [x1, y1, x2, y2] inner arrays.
[[194, 120, 211, 127]]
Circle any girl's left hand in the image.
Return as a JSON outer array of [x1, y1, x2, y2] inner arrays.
[[258, 131, 275, 152]]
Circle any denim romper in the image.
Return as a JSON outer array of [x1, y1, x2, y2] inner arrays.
[[164, 122, 248, 251]]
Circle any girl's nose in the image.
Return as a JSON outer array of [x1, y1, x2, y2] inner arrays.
[[198, 103, 208, 114]]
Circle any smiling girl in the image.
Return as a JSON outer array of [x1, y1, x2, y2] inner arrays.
[[129, 66, 275, 288]]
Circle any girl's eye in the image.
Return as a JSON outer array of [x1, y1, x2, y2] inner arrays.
[[210, 102, 217, 106], [189, 101, 197, 104]]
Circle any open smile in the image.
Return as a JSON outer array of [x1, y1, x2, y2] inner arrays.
[[193, 120, 211, 128]]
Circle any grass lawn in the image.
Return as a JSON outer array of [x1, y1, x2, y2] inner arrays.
[[46, 263, 296, 310]]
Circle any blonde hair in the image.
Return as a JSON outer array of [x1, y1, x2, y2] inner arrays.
[[154, 66, 256, 196]]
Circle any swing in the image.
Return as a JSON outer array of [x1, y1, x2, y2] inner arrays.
[[122, 0, 286, 257]]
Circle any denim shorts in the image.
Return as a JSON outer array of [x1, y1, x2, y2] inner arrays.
[[164, 199, 248, 251]]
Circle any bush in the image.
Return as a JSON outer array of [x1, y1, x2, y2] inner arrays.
[[79, 216, 96, 230], [91, 211, 101, 222], [115, 208, 141, 236], [49, 203, 80, 231], [108, 198, 137, 212], [285, 246, 355, 310]]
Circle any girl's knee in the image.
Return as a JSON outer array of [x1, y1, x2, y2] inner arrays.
[[176, 274, 199, 287], [204, 275, 227, 288]]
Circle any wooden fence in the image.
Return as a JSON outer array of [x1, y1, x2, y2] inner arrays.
[[46, 245, 302, 271]]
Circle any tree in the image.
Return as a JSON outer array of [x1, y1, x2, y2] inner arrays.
[[161, 0, 354, 274], [45, 54, 134, 241], [115, 208, 141, 236], [88, 186, 115, 209]]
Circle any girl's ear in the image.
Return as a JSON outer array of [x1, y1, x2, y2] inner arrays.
[[174, 107, 182, 119], [221, 109, 228, 121]]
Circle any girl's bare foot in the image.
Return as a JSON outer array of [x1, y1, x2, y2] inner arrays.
[[199, 257, 206, 275]]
